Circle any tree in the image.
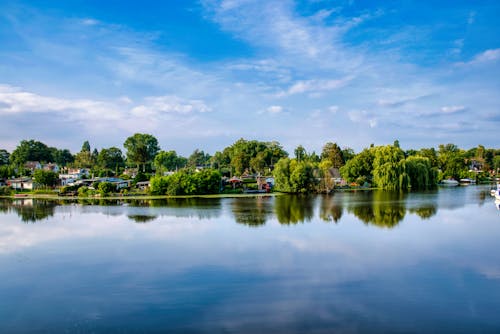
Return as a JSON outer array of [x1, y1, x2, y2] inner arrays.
[[10, 140, 54, 165], [187, 149, 210, 168], [97, 147, 125, 170], [154, 150, 186, 173], [123, 133, 160, 172], [98, 182, 116, 196], [339, 148, 374, 184], [372, 145, 408, 190], [273, 158, 316, 193], [33, 169, 58, 187], [438, 143, 466, 180], [0, 149, 10, 165], [405, 156, 437, 190], [52, 149, 74, 166], [294, 145, 306, 162], [81, 141, 91, 152], [321, 142, 344, 168]]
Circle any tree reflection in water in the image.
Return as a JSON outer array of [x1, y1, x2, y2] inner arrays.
[[347, 191, 407, 228], [319, 195, 343, 223], [231, 196, 273, 227], [10, 199, 57, 223], [274, 195, 314, 225], [127, 215, 158, 223]]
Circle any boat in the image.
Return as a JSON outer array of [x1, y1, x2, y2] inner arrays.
[[440, 179, 459, 186], [459, 178, 476, 184], [491, 184, 500, 200]]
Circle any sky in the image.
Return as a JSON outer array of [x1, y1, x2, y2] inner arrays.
[[0, 0, 499, 156]]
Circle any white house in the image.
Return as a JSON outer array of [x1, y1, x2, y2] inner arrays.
[[8, 178, 34, 190]]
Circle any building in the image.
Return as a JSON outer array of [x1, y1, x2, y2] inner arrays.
[[7, 178, 34, 190]]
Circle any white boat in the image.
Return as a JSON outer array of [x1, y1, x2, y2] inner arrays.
[[440, 179, 459, 186], [491, 184, 500, 200], [459, 178, 476, 184]]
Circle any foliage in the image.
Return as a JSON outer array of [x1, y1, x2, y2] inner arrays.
[[438, 143, 466, 180], [339, 148, 374, 184], [0, 165, 16, 179], [0, 149, 10, 165], [98, 182, 116, 196], [97, 147, 125, 170], [212, 139, 287, 176], [10, 140, 54, 165], [154, 150, 187, 173], [273, 158, 317, 193], [123, 133, 160, 171], [33, 169, 58, 187], [321, 142, 344, 168], [405, 156, 438, 190], [0, 186, 13, 196], [149, 169, 221, 196], [372, 145, 408, 191], [187, 149, 211, 168], [51, 148, 74, 166]]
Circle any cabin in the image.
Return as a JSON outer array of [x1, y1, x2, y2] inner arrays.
[[136, 181, 150, 191], [7, 178, 34, 190]]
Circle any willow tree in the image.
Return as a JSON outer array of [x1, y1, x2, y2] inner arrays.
[[405, 156, 437, 190], [372, 145, 408, 191]]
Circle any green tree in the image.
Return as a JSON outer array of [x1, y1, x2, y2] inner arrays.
[[81, 141, 91, 152], [372, 145, 408, 190], [97, 147, 125, 170], [154, 150, 186, 173], [405, 156, 438, 190], [339, 148, 374, 184], [187, 149, 210, 168], [123, 133, 160, 172], [294, 145, 306, 162], [98, 182, 116, 196], [33, 169, 58, 187], [52, 149, 74, 166], [0, 149, 9, 165], [10, 140, 54, 165], [273, 158, 316, 193], [321, 142, 344, 168], [438, 143, 466, 180]]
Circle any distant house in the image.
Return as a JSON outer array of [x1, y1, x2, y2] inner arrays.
[[328, 168, 347, 187], [136, 181, 150, 191], [43, 163, 60, 173], [59, 168, 90, 186], [7, 178, 34, 190], [24, 161, 42, 173], [123, 168, 138, 178]]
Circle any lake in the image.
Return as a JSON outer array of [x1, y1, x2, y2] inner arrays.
[[1, 185, 499, 333]]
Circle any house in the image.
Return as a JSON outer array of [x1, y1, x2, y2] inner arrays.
[[24, 161, 42, 173], [59, 168, 90, 185], [43, 163, 60, 173], [123, 168, 138, 178], [328, 168, 347, 187], [136, 181, 150, 191], [7, 178, 34, 190]]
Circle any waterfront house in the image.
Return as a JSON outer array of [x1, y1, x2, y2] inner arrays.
[[7, 178, 34, 190], [24, 161, 42, 173]]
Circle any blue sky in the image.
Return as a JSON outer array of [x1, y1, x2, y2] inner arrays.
[[0, 0, 499, 155]]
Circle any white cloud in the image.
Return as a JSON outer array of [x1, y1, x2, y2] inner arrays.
[[328, 106, 339, 114], [348, 110, 378, 128], [266, 105, 283, 114], [440, 105, 466, 114], [279, 76, 353, 96]]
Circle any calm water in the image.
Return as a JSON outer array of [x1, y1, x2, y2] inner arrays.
[[1, 186, 499, 333]]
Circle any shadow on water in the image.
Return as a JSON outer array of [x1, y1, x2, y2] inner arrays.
[[345, 191, 407, 228], [274, 195, 315, 225], [230, 196, 274, 227], [0, 199, 57, 223], [319, 195, 343, 223]]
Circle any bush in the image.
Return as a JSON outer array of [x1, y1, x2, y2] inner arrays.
[[98, 182, 116, 197], [0, 186, 13, 196]]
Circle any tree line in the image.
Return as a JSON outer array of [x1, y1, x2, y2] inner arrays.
[[1, 134, 499, 193]]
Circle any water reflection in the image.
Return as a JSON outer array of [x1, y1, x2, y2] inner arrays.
[[0, 199, 57, 223], [319, 195, 343, 222], [230, 196, 273, 227], [127, 215, 158, 223], [346, 191, 407, 228], [274, 195, 314, 225]]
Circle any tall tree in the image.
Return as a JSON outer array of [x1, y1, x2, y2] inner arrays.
[[154, 150, 186, 173], [123, 133, 160, 172], [10, 140, 53, 165], [294, 145, 306, 162], [81, 141, 91, 152], [0, 149, 10, 165], [321, 142, 344, 168], [187, 149, 210, 168], [97, 147, 125, 170]]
